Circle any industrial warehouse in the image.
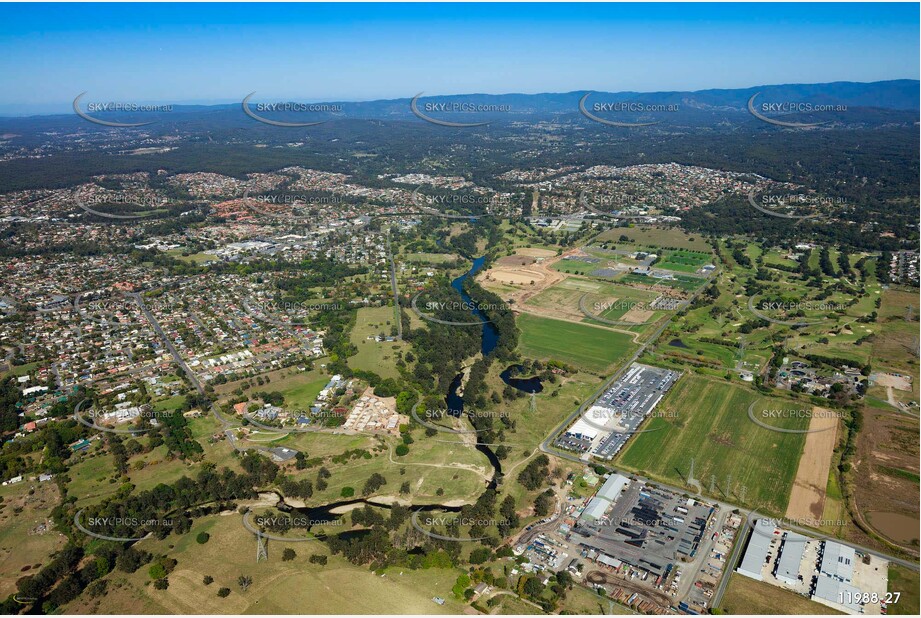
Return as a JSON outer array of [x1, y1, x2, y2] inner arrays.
[[568, 474, 720, 599], [555, 363, 681, 460], [735, 518, 891, 614]]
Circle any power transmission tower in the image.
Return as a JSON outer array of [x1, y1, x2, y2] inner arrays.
[[739, 485, 748, 505], [688, 458, 696, 484], [529, 393, 537, 413], [709, 475, 716, 494], [256, 533, 267, 562], [726, 474, 732, 497]]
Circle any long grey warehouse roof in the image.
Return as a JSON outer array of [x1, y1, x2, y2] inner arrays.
[[736, 519, 775, 581]]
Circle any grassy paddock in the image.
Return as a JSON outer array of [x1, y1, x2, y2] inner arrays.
[[719, 573, 843, 615], [616, 375, 808, 514], [517, 314, 636, 373]]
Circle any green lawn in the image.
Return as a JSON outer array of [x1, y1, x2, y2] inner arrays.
[[517, 314, 636, 373], [617, 375, 808, 514], [657, 249, 712, 273], [348, 305, 410, 380], [888, 564, 921, 615]]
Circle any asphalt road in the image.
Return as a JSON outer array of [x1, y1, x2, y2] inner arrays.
[[535, 267, 917, 609], [385, 229, 403, 340], [130, 291, 205, 397]]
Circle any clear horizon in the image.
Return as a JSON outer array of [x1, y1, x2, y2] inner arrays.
[[0, 2, 918, 115]]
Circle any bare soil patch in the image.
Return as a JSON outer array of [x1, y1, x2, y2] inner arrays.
[[785, 408, 838, 523], [621, 307, 654, 324], [515, 247, 557, 258], [497, 255, 536, 267]]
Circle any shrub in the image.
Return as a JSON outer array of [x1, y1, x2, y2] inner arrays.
[[196, 532, 210, 544]]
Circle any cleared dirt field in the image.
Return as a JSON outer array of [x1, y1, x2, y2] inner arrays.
[[853, 404, 920, 553], [487, 268, 547, 285], [515, 247, 557, 257], [496, 254, 536, 267], [477, 248, 568, 307], [785, 408, 839, 524]]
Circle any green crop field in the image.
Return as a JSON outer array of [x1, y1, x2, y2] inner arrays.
[[517, 314, 636, 373], [617, 375, 808, 514], [657, 249, 712, 273], [552, 258, 607, 275], [621, 272, 703, 292]]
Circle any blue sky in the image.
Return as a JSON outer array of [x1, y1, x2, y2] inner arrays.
[[0, 2, 918, 113]]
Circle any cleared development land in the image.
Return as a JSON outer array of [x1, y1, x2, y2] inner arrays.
[[785, 408, 840, 523]]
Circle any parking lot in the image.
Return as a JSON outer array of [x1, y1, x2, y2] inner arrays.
[[580, 363, 681, 459]]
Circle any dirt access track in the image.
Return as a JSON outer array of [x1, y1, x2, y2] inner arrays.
[[476, 247, 574, 307], [785, 407, 839, 523]]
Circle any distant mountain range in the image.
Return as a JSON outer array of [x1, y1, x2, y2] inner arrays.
[[1, 79, 918, 121]]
